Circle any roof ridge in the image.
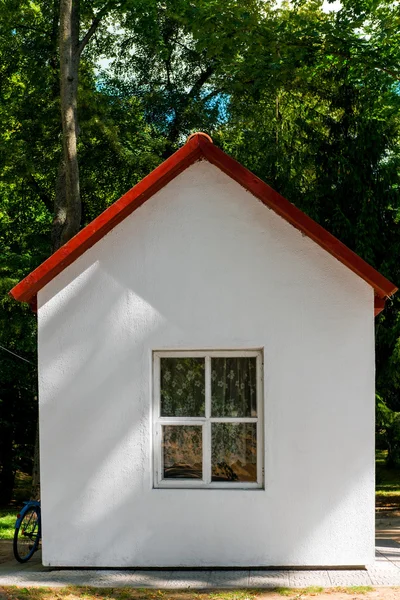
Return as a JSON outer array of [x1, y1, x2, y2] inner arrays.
[[10, 133, 397, 314]]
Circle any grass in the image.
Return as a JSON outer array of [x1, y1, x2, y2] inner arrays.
[[0, 589, 263, 600], [277, 588, 374, 599], [209, 593, 260, 600], [0, 587, 385, 600], [0, 509, 17, 540], [332, 588, 373, 595], [0, 471, 33, 540], [376, 449, 400, 512], [277, 588, 323, 597]]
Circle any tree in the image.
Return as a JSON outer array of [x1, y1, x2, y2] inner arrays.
[[0, 0, 163, 502], [102, 0, 263, 154], [1, 0, 400, 504], [56, 0, 114, 250], [215, 0, 400, 461]]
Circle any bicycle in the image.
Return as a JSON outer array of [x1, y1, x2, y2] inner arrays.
[[13, 500, 41, 563]]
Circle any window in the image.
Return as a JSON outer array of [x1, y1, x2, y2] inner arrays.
[[153, 350, 263, 489]]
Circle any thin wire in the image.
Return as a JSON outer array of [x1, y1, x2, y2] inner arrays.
[[0, 344, 33, 364]]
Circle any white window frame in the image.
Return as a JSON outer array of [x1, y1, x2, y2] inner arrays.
[[153, 349, 264, 489]]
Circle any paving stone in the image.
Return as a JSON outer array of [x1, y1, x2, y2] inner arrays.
[[288, 570, 331, 587], [61, 570, 174, 588], [4, 541, 400, 589], [0, 572, 67, 587], [367, 560, 400, 572], [368, 571, 400, 586], [65, 572, 111, 586], [328, 570, 373, 586], [125, 570, 174, 588], [86, 570, 141, 587], [208, 570, 250, 588], [367, 562, 400, 576], [249, 570, 290, 588], [164, 570, 213, 589], [44, 570, 113, 587]]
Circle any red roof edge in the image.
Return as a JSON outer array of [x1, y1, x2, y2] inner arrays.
[[10, 135, 203, 303], [10, 133, 397, 312], [374, 296, 386, 316], [197, 136, 397, 302]]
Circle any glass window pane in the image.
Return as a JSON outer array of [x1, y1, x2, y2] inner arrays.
[[211, 357, 257, 417], [212, 423, 257, 482], [162, 425, 202, 479], [160, 357, 205, 417]]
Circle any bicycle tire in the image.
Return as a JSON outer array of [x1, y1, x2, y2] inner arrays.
[[13, 506, 40, 563]]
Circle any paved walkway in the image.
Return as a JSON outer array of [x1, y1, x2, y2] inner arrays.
[[1, 522, 400, 589]]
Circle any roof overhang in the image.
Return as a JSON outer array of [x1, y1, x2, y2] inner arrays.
[[10, 133, 397, 315]]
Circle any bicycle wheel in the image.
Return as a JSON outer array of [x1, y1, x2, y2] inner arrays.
[[13, 507, 40, 563]]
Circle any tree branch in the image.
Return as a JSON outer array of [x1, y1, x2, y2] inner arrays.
[[308, 37, 400, 82], [77, 1, 113, 57], [328, 48, 400, 81], [376, 65, 400, 81], [200, 87, 224, 103], [15, 23, 47, 34], [164, 63, 216, 155], [27, 174, 53, 213], [187, 64, 215, 99]]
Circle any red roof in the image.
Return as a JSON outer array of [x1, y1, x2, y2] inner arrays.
[[10, 132, 397, 315]]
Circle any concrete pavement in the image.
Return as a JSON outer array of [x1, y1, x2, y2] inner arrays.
[[1, 523, 400, 588]]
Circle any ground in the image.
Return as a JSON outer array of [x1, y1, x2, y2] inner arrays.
[[0, 459, 399, 596], [1, 586, 400, 600], [375, 451, 400, 515]]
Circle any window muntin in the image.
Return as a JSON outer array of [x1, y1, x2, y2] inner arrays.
[[153, 350, 263, 489]]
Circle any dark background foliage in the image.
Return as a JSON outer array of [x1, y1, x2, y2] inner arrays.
[[1, 0, 400, 504]]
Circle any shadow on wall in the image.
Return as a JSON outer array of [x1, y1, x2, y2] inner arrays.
[[38, 166, 374, 566]]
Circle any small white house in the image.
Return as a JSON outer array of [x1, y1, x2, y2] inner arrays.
[[11, 133, 397, 568]]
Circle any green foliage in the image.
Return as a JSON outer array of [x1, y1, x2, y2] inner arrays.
[[377, 400, 400, 468], [277, 588, 324, 598], [0, 0, 164, 504], [0, 508, 17, 539], [101, 0, 263, 152], [209, 593, 259, 600], [0, 589, 258, 600], [376, 450, 400, 513], [1, 0, 400, 498]]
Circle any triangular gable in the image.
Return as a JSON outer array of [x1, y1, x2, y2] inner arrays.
[[10, 133, 397, 314]]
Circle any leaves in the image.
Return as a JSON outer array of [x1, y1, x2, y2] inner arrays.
[[1, 0, 400, 493]]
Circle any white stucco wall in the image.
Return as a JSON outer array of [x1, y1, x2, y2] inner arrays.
[[37, 160, 375, 567]]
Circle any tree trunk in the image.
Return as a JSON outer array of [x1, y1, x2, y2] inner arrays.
[[32, 0, 80, 499], [54, 0, 81, 251], [52, 158, 68, 252], [37, 0, 109, 499]]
